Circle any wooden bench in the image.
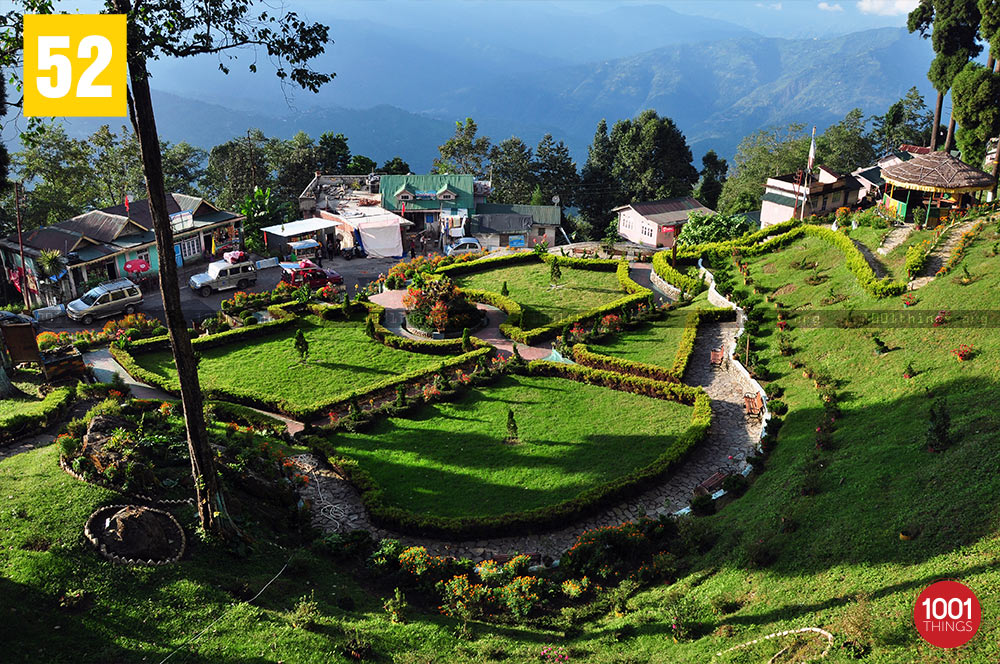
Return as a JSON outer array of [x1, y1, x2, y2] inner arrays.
[[709, 347, 724, 368], [744, 392, 764, 420], [694, 471, 729, 497]]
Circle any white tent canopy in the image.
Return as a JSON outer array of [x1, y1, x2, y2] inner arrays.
[[357, 218, 403, 258]]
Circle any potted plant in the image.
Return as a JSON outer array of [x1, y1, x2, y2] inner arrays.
[[952, 344, 973, 362], [901, 294, 916, 308]]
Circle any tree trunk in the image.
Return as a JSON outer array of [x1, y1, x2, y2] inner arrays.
[[931, 91, 943, 150], [944, 109, 956, 154], [988, 53, 996, 72], [123, 50, 233, 539], [0, 365, 13, 398], [992, 137, 1000, 200]]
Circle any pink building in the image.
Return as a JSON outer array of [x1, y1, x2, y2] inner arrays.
[[759, 166, 862, 227], [614, 197, 714, 248]]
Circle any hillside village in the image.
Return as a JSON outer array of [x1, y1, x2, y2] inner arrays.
[[3, 1, 1000, 663]]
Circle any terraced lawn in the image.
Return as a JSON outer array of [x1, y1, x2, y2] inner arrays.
[[454, 262, 624, 329], [333, 373, 695, 518], [131, 315, 446, 414], [587, 293, 709, 368]]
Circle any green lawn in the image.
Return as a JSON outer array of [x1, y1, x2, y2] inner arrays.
[[882, 227, 935, 281], [587, 293, 708, 368], [132, 316, 445, 413], [0, 369, 46, 420], [845, 225, 891, 253], [333, 374, 694, 518], [455, 262, 624, 329]]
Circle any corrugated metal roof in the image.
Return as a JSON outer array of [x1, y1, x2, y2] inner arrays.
[[761, 192, 797, 208], [477, 203, 561, 226], [18, 226, 82, 253], [471, 213, 534, 234], [614, 197, 715, 225]]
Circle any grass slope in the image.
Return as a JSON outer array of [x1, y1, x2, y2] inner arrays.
[[334, 374, 694, 518], [132, 316, 443, 413], [454, 263, 622, 329]]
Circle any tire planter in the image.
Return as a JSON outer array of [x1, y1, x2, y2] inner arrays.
[[84, 504, 186, 566]]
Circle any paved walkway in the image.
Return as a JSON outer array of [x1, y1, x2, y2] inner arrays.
[[85, 349, 174, 401], [908, 220, 978, 290], [295, 316, 762, 561], [875, 224, 914, 256]]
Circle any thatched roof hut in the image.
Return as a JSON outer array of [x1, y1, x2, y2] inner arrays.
[[882, 151, 994, 194]]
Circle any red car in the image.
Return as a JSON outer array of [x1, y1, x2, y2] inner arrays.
[[280, 264, 344, 289]]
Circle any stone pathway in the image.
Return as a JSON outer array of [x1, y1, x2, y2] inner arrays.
[[852, 238, 888, 278], [85, 349, 174, 401], [908, 220, 978, 290], [294, 316, 762, 561], [875, 224, 914, 256]]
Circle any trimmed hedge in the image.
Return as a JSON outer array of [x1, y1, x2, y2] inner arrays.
[[800, 225, 906, 298], [313, 362, 711, 539], [127, 315, 297, 355], [651, 252, 704, 297], [572, 307, 735, 382], [359, 301, 490, 355], [0, 386, 76, 443], [204, 400, 289, 436], [435, 251, 537, 277], [112, 340, 493, 421]]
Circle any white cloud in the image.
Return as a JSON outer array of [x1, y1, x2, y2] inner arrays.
[[818, 2, 844, 11], [755, 2, 784, 9], [856, 0, 919, 16]]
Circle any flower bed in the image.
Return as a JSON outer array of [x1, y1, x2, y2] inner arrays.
[[936, 221, 986, 276]]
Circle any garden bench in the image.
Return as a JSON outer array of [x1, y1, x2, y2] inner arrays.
[[709, 347, 724, 368], [694, 471, 729, 497], [744, 393, 764, 420]]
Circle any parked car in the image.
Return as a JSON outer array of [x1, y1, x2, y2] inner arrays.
[[280, 264, 344, 289], [446, 237, 484, 257], [67, 278, 143, 326], [189, 259, 258, 297]]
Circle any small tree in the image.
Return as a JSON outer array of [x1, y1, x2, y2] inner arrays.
[[294, 329, 309, 361], [364, 316, 377, 339], [500, 281, 509, 297], [550, 258, 562, 283], [926, 398, 951, 452], [505, 408, 519, 444], [461, 327, 473, 352], [395, 384, 407, 408], [342, 292, 352, 318]]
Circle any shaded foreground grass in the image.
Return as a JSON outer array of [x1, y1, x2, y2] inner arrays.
[[131, 315, 445, 413], [333, 373, 694, 518], [454, 262, 623, 329]]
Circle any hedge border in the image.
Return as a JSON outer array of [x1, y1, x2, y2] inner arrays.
[[800, 225, 906, 298], [0, 385, 76, 445], [314, 362, 711, 540]]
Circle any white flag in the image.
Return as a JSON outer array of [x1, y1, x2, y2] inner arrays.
[[807, 127, 816, 171]]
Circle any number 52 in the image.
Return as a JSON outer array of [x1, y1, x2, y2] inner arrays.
[[36, 34, 113, 99]]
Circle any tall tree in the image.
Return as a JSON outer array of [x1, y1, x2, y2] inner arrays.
[[346, 154, 377, 175], [577, 119, 620, 239], [487, 137, 535, 204], [532, 134, 578, 208], [817, 109, 877, 175], [978, 0, 1000, 194], [951, 62, 1000, 167], [379, 156, 411, 175], [608, 110, 699, 204], [867, 88, 934, 154], [432, 118, 491, 177], [0, 0, 335, 538], [717, 124, 810, 213], [160, 140, 208, 195], [909, 0, 982, 151], [266, 131, 319, 202], [204, 129, 270, 211], [317, 132, 351, 174], [90, 125, 145, 208], [693, 150, 728, 210], [12, 124, 96, 228]]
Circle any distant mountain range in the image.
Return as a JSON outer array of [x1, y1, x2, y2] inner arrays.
[[57, 25, 935, 174]]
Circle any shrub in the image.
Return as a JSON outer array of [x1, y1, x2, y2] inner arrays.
[[926, 398, 951, 452], [768, 399, 788, 416], [722, 473, 748, 496], [505, 408, 519, 444], [500, 281, 509, 296], [288, 591, 320, 630], [368, 538, 405, 573], [690, 493, 715, 516], [496, 576, 545, 619], [382, 587, 408, 624]]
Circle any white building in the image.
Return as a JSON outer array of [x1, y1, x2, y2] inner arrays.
[[613, 197, 714, 248]]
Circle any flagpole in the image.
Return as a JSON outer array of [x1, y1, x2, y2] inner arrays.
[[800, 126, 816, 221]]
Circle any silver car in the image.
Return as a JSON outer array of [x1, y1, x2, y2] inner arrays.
[[189, 259, 258, 297], [67, 278, 144, 326]]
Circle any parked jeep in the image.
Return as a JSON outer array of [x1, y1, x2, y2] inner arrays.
[[67, 278, 143, 326], [189, 259, 258, 297]]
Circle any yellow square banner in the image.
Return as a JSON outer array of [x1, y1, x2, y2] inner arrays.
[[23, 14, 127, 117]]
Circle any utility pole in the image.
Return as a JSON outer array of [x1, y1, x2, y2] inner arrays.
[[14, 182, 29, 310]]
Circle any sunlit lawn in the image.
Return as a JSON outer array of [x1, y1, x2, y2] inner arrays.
[[455, 263, 623, 329]]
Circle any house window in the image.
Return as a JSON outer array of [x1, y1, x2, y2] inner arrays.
[[537, 228, 546, 236], [176, 235, 202, 260], [137, 249, 150, 264]]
